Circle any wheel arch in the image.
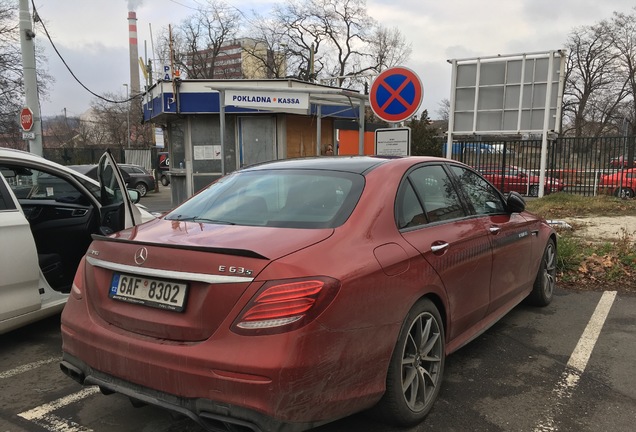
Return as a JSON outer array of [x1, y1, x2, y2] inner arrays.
[[413, 292, 447, 339], [614, 187, 635, 197]]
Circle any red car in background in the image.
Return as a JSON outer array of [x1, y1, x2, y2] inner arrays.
[[599, 168, 636, 198], [608, 155, 636, 168], [60, 156, 556, 431], [478, 165, 565, 196]]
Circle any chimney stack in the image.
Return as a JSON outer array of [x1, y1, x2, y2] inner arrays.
[[128, 11, 141, 95]]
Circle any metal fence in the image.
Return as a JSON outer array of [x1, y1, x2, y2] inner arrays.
[[442, 136, 636, 197], [40, 140, 636, 198]]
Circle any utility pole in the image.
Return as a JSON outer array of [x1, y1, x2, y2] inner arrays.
[[19, 0, 43, 156]]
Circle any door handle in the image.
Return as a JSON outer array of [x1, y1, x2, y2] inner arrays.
[[430, 242, 449, 253], [489, 226, 501, 234]]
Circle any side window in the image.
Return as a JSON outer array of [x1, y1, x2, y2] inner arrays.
[[450, 166, 506, 215], [3, 166, 86, 204], [396, 181, 426, 229], [408, 165, 467, 223]]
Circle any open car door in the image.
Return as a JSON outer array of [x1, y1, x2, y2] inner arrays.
[[97, 151, 142, 234], [0, 169, 42, 325]]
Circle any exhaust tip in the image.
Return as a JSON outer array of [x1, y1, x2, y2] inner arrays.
[[59, 361, 85, 384], [99, 386, 115, 396]]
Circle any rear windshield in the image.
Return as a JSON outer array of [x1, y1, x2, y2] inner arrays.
[[165, 169, 364, 228]]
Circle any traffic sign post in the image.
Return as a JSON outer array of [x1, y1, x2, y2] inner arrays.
[[369, 67, 423, 123], [20, 107, 34, 132]]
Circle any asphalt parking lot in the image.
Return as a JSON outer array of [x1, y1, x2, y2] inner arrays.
[[1, 288, 634, 432]]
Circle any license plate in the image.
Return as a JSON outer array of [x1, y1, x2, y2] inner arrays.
[[109, 273, 188, 312]]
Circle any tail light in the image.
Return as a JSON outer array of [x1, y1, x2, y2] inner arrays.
[[232, 277, 340, 335]]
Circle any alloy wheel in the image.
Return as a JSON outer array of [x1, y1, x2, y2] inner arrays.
[[542, 241, 556, 298], [136, 183, 148, 197], [401, 312, 443, 412]]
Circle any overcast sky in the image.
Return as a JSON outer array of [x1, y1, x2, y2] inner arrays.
[[32, 0, 636, 119]]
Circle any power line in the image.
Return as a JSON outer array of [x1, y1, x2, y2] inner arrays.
[[167, 0, 201, 11], [30, 0, 140, 105]]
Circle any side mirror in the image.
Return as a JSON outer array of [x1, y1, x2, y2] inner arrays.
[[506, 191, 526, 213], [127, 189, 140, 204]]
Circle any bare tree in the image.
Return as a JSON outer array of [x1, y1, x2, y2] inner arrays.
[[153, 0, 409, 88], [436, 98, 450, 122], [236, 35, 289, 79], [76, 114, 111, 148], [607, 9, 636, 135], [562, 23, 628, 137], [273, 0, 411, 87], [271, 0, 327, 81], [604, 9, 636, 167], [156, 0, 242, 79], [88, 93, 152, 149], [0, 0, 52, 147], [0, 0, 23, 147], [42, 114, 80, 148], [369, 25, 412, 72], [237, 14, 296, 79], [89, 96, 128, 148]]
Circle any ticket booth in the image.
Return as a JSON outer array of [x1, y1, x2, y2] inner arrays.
[[142, 79, 366, 206]]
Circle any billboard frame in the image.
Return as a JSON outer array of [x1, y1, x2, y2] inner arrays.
[[445, 50, 567, 197]]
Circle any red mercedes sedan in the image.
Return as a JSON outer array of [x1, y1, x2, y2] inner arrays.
[[60, 156, 556, 432]]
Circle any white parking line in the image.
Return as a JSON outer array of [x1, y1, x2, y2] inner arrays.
[[18, 387, 100, 432], [0, 357, 59, 379], [534, 290, 617, 432], [20, 413, 93, 432]]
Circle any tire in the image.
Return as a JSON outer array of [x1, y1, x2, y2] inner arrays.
[[529, 185, 539, 197], [160, 175, 170, 186], [374, 298, 445, 427], [527, 238, 556, 307], [135, 182, 148, 197], [614, 188, 634, 199]]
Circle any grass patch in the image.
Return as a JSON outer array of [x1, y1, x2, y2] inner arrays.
[[525, 192, 636, 220], [526, 194, 636, 291]]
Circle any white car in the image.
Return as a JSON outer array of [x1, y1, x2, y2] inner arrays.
[[0, 148, 153, 334]]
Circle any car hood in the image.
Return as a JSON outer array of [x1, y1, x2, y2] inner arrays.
[[109, 217, 334, 261]]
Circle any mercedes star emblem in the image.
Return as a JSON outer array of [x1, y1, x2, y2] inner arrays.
[[134, 247, 148, 265]]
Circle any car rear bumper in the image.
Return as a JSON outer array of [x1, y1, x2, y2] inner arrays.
[[60, 352, 315, 432], [60, 293, 388, 431]]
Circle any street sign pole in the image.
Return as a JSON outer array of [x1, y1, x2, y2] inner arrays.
[[19, 0, 42, 155]]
